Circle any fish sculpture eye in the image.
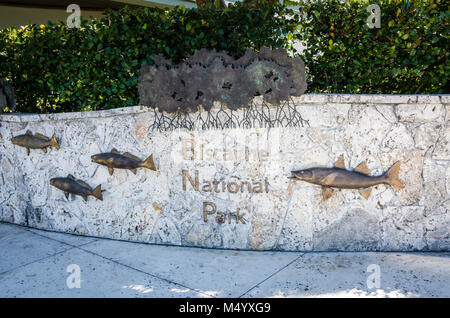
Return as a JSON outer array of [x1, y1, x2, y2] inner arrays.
[[299, 170, 313, 179]]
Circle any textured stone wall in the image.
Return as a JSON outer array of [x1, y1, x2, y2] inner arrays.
[[1, 94, 449, 251]]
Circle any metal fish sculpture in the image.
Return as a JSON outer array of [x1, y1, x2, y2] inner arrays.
[[289, 155, 404, 200], [11, 130, 59, 155], [50, 175, 103, 201], [91, 148, 157, 176]]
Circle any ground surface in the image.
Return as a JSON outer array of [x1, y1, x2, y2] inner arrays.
[[1, 222, 449, 298]]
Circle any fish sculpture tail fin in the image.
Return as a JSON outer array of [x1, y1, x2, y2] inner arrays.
[[50, 134, 60, 150], [92, 185, 103, 201], [385, 161, 404, 189], [140, 154, 157, 171]]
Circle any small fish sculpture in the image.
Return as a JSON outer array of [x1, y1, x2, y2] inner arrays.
[[50, 175, 103, 201], [11, 130, 59, 155], [289, 155, 404, 200], [91, 148, 157, 176]]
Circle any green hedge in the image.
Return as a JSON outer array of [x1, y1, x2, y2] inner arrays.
[[0, 3, 296, 113], [293, 0, 449, 94], [0, 1, 448, 113]]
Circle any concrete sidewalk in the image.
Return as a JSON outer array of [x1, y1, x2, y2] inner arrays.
[[0, 222, 449, 298]]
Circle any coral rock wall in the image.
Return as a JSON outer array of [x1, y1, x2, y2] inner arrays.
[[0, 94, 449, 251]]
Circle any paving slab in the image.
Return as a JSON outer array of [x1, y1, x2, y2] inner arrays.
[[80, 239, 302, 297], [26, 227, 98, 246], [0, 223, 72, 274], [2, 223, 450, 298], [0, 246, 207, 298], [243, 252, 450, 298]]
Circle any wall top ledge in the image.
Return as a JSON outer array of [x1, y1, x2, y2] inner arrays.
[[1, 94, 448, 123]]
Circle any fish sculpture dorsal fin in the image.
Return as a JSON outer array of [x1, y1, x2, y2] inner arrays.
[[355, 162, 371, 175], [67, 174, 76, 180], [123, 152, 141, 162], [359, 188, 372, 200], [25, 130, 32, 136], [77, 179, 91, 190], [334, 155, 346, 169], [34, 133, 49, 141], [111, 148, 119, 154]]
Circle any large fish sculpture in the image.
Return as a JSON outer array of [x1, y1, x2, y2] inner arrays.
[[289, 156, 404, 200], [91, 148, 157, 176], [11, 130, 59, 155], [50, 175, 103, 201]]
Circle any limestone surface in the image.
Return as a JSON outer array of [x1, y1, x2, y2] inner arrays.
[[0, 94, 448, 251]]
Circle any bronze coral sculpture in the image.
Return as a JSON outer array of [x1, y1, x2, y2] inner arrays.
[[138, 47, 307, 113]]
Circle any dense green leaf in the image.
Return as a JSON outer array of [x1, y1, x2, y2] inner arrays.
[[0, 0, 448, 113]]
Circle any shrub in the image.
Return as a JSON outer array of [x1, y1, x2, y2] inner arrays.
[[0, 3, 296, 113], [0, 1, 448, 113], [293, 0, 449, 94]]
